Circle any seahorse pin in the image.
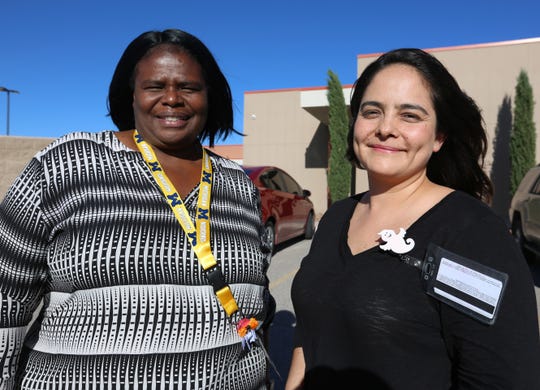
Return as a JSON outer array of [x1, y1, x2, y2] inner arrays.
[[378, 228, 415, 254]]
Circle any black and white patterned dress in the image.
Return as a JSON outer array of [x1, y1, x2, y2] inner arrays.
[[0, 131, 271, 389]]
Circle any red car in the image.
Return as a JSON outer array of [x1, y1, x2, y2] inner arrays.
[[243, 166, 316, 254]]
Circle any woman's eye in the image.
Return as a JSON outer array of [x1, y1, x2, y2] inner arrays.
[[180, 84, 203, 93], [402, 112, 420, 122], [144, 84, 163, 91], [361, 110, 379, 118]]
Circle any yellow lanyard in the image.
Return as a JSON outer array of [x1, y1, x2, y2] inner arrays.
[[133, 130, 239, 316]]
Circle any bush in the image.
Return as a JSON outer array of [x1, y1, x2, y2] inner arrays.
[[510, 70, 536, 195]]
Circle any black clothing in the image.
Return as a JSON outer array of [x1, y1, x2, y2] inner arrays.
[[292, 191, 540, 389]]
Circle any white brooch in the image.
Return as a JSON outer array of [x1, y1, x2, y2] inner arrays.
[[378, 228, 415, 254]]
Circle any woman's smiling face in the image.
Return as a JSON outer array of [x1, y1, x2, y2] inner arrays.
[[353, 63, 444, 185], [132, 44, 208, 154]]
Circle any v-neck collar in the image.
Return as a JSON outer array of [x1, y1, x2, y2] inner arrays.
[[343, 191, 457, 259]]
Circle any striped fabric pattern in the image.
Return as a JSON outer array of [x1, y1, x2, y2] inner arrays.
[[0, 131, 270, 389]]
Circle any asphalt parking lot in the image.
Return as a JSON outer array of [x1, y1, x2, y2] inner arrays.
[[265, 236, 540, 390], [266, 237, 310, 389]]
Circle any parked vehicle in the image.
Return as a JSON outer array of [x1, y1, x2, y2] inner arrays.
[[509, 164, 540, 260], [243, 165, 316, 254]]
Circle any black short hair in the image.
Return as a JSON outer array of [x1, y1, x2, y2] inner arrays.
[[347, 48, 493, 202], [107, 29, 237, 147]]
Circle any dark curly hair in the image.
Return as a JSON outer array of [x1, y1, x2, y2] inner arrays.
[[107, 29, 238, 147], [346, 48, 493, 202]]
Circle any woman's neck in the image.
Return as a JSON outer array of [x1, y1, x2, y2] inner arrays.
[[115, 129, 204, 199], [366, 173, 433, 210], [115, 129, 203, 163]]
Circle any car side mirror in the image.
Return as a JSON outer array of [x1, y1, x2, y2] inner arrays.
[[302, 189, 311, 198]]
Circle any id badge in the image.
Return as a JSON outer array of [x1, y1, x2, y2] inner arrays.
[[422, 244, 508, 325]]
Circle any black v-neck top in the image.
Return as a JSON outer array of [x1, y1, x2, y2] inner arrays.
[[291, 191, 540, 389]]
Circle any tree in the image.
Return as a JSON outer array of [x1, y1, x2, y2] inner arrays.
[[510, 69, 536, 195], [326, 70, 351, 205]]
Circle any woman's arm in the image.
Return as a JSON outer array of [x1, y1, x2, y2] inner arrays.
[[285, 347, 306, 390], [0, 159, 49, 388], [442, 214, 540, 388]]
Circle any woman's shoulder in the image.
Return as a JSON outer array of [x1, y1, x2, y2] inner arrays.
[[35, 130, 127, 159], [440, 190, 497, 219], [431, 190, 509, 236], [206, 149, 248, 178], [206, 150, 255, 188], [318, 194, 361, 224], [330, 194, 362, 209], [206, 149, 242, 170]]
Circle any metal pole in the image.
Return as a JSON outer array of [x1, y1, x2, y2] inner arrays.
[[6, 91, 11, 136], [0, 87, 20, 136]]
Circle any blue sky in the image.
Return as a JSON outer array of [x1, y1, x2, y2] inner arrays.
[[1, 0, 540, 145]]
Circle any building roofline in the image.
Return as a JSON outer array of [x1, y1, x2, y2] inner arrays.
[[245, 84, 354, 95], [245, 37, 540, 95], [357, 36, 540, 59]]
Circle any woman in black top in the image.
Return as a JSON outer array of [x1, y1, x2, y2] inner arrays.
[[286, 48, 540, 389]]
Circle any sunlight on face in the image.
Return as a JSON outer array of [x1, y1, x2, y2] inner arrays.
[[353, 64, 444, 185], [132, 45, 209, 153]]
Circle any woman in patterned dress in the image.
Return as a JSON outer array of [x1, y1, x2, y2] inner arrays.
[[0, 29, 273, 389]]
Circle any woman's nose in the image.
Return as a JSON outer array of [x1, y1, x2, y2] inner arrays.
[[376, 117, 397, 138], [163, 88, 183, 105]]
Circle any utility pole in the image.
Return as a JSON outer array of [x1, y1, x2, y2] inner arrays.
[[0, 86, 20, 135]]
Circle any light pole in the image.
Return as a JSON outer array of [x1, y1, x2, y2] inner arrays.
[[0, 86, 20, 136]]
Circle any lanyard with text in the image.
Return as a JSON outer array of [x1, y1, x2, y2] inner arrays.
[[133, 130, 239, 316]]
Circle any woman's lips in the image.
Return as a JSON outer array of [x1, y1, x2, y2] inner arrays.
[[157, 115, 189, 127], [370, 144, 402, 152]]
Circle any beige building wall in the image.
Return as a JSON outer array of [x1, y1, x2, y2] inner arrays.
[[245, 37, 540, 220], [243, 88, 335, 219], [0, 136, 54, 198]]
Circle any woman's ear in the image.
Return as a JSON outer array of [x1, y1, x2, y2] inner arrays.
[[433, 132, 446, 153]]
